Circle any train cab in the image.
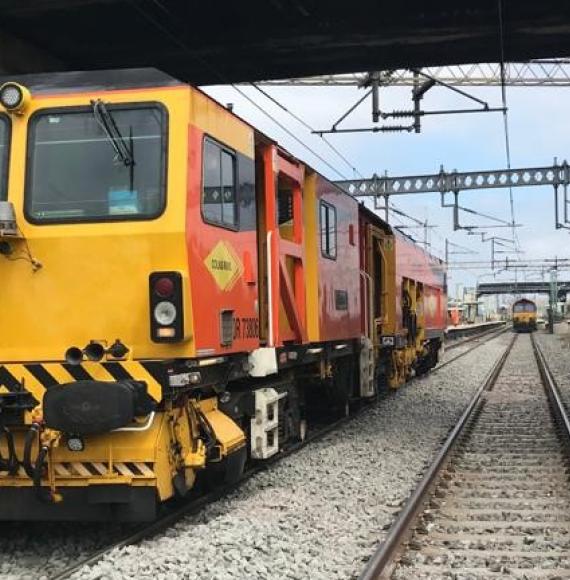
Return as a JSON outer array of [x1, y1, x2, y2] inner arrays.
[[512, 298, 537, 332]]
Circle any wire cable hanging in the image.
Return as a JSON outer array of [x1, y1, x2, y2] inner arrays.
[[250, 84, 425, 226], [498, 0, 522, 257], [128, 0, 436, 241], [127, 0, 348, 180], [251, 83, 363, 178], [230, 85, 348, 179]]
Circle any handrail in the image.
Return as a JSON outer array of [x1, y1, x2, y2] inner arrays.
[[266, 231, 274, 347], [360, 270, 373, 340], [113, 412, 155, 432]]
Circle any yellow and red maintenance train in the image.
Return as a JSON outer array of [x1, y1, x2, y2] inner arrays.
[[0, 69, 446, 521]]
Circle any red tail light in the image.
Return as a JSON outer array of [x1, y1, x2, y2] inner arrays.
[[153, 277, 175, 298]]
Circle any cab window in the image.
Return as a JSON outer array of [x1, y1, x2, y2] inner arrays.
[[320, 201, 337, 259], [25, 104, 166, 223], [0, 115, 9, 201], [514, 302, 536, 313], [202, 138, 237, 228]]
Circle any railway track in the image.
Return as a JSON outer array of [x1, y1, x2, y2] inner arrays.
[[445, 323, 508, 352], [49, 327, 509, 580], [361, 332, 570, 580]]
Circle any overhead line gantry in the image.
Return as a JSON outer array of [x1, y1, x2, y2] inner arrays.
[[257, 60, 570, 88], [334, 160, 570, 232]]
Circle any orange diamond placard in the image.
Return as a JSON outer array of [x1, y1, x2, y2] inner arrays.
[[204, 240, 244, 291]]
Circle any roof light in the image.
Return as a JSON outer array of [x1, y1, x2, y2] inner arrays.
[[0, 82, 30, 114]]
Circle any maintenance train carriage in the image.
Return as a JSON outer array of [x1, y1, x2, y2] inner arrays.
[[359, 206, 447, 388], [0, 69, 446, 521]]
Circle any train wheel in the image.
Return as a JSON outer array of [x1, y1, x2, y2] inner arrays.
[[330, 357, 355, 416], [388, 351, 406, 388], [299, 419, 307, 442], [200, 446, 247, 490]]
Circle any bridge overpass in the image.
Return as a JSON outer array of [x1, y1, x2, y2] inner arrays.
[[1, 1, 570, 83], [477, 281, 570, 296]]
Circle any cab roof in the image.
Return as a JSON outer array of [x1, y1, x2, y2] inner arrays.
[[0, 68, 183, 95]]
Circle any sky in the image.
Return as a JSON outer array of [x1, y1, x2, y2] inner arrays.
[[203, 81, 570, 300]]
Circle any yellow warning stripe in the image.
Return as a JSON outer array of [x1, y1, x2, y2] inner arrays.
[[4, 364, 44, 394], [42, 364, 74, 385], [121, 361, 162, 401], [0, 361, 163, 403], [80, 363, 117, 382]]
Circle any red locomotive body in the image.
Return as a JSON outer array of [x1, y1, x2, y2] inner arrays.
[[315, 175, 361, 342], [186, 116, 260, 357], [394, 233, 447, 338]]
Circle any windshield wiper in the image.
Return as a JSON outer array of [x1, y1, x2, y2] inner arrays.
[[91, 99, 135, 167]]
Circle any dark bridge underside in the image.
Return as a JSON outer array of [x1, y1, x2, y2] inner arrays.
[[1, 1, 570, 84]]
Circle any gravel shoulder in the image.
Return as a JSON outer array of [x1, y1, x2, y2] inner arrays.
[[65, 333, 511, 580]]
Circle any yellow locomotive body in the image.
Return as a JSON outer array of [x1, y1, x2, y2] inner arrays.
[[512, 298, 537, 332], [0, 71, 250, 520]]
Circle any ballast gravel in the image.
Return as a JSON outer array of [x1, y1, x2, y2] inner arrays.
[[0, 522, 128, 580], [534, 330, 570, 408], [56, 332, 511, 580]]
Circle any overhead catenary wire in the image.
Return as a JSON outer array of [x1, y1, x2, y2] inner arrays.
[[127, 0, 348, 180], [251, 84, 440, 232], [498, 0, 522, 257], [251, 83, 364, 178], [229, 85, 349, 179], [248, 86, 441, 231], [243, 86, 433, 228], [128, 0, 444, 245]]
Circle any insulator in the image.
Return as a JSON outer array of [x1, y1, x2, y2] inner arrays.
[[389, 110, 415, 118], [379, 125, 413, 133]]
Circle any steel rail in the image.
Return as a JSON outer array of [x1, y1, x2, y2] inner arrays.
[[532, 335, 570, 443], [51, 329, 510, 580], [358, 333, 517, 580]]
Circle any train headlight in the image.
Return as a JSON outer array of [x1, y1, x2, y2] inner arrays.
[[154, 301, 177, 326], [66, 436, 85, 452], [0, 82, 30, 114]]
